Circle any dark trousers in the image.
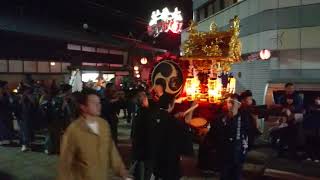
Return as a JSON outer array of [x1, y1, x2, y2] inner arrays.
[[44, 125, 62, 154], [108, 115, 119, 144], [133, 160, 153, 180], [127, 102, 136, 123], [271, 125, 298, 157], [305, 130, 320, 160], [220, 163, 242, 180], [19, 119, 33, 146]]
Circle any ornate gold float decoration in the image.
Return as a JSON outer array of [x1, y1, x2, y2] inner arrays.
[[181, 16, 241, 102]]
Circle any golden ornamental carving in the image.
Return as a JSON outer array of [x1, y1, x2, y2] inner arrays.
[[181, 16, 242, 71]]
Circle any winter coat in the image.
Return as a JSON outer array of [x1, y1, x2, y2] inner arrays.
[[57, 116, 126, 180]]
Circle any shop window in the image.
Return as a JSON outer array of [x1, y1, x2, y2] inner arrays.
[[67, 43, 81, 51], [9, 60, 23, 73], [50, 62, 61, 73], [97, 63, 109, 67], [0, 60, 8, 72], [38, 61, 50, 73], [82, 46, 96, 52], [82, 62, 97, 66], [82, 73, 99, 82], [103, 74, 115, 82], [24, 61, 37, 73], [97, 48, 109, 54]]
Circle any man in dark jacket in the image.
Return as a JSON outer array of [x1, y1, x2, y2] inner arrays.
[[152, 97, 182, 180], [132, 92, 157, 180], [212, 94, 249, 180], [277, 83, 303, 111], [101, 85, 120, 143], [240, 90, 260, 150], [18, 85, 36, 152]]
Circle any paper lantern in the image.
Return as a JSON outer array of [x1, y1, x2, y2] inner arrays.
[[207, 78, 217, 103], [134, 66, 139, 71], [259, 49, 271, 60], [140, 57, 148, 65]]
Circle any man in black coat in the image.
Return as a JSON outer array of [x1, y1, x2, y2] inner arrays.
[[152, 98, 182, 180], [132, 92, 157, 180], [211, 94, 250, 180], [239, 90, 261, 150]]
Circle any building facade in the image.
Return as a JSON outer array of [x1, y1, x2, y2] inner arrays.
[[182, 0, 320, 104]]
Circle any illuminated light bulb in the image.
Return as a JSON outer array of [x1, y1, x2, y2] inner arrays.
[[50, 62, 56, 66], [134, 66, 139, 71], [140, 57, 148, 65], [259, 49, 271, 60]]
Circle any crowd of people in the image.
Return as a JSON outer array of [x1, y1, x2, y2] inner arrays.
[[0, 76, 320, 180]]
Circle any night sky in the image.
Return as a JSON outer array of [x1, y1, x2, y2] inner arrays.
[[1, 0, 193, 51]]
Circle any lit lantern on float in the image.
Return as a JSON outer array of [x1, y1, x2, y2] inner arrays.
[[185, 77, 195, 101], [134, 66, 139, 71], [207, 78, 216, 103], [185, 77, 200, 101], [228, 76, 236, 94], [140, 57, 148, 65]]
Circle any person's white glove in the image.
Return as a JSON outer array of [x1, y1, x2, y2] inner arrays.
[[285, 109, 291, 117]]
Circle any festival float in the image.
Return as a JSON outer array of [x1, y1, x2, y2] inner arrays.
[[151, 16, 242, 137]]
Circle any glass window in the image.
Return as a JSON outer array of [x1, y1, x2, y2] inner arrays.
[[67, 44, 81, 51], [82, 46, 96, 52], [204, 5, 208, 18], [0, 60, 8, 72], [199, 7, 205, 21], [196, 9, 200, 22], [82, 73, 99, 82], [103, 74, 115, 82], [216, 0, 222, 12], [225, 0, 234, 7], [208, 3, 214, 16]]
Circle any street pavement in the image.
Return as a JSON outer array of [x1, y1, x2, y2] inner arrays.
[[0, 117, 320, 180]]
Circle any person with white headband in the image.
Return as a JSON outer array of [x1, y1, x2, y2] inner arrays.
[[210, 94, 250, 180]]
